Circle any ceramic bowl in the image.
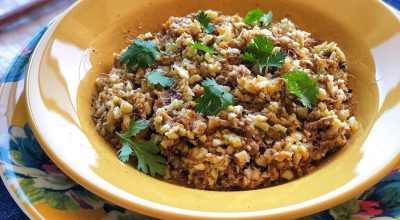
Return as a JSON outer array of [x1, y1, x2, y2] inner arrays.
[[25, 0, 400, 219]]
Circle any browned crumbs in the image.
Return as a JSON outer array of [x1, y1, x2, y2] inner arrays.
[[92, 10, 358, 190]]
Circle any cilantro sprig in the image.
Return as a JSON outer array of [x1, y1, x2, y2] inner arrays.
[[189, 42, 216, 55], [261, 11, 273, 27], [195, 78, 234, 115], [244, 9, 273, 27], [120, 40, 160, 69], [244, 9, 263, 25], [147, 70, 174, 87], [242, 35, 286, 73], [116, 119, 166, 176], [197, 11, 215, 33], [283, 71, 320, 108]]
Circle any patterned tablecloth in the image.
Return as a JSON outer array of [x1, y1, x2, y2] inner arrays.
[[1, 2, 400, 219]]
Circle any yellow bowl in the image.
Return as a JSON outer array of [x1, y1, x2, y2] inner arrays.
[[26, 0, 400, 219]]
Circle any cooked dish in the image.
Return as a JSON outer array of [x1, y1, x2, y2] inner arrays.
[[92, 9, 358, 190]]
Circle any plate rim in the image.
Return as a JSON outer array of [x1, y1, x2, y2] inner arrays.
[[0, 2, 81, 220]]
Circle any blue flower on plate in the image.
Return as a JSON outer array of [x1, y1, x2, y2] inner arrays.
[[0, 124, 103, 211], [355, 170, 400, 218], [324, 170, 400, 220], [0, 124, 155, 219]]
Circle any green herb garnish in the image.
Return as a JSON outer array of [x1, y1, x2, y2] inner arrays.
[[189, 42, 216, 54], [261, 11, 273, 27], [244, 9, 273, 27], [197, 11, 215, 33], [244, 9, 263, 25], [116, 119, 166, 176], [119, 40, 160, 69], [194, 78, 234, 115], [242, 35, 286, 73], [283, 70, 320, 108], [147, 70, 174, 87]]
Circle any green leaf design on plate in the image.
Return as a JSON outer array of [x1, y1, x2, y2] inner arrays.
[[330, 198, 360, 220], [20, 179, 79, 210], [45, 192, 80, 211]]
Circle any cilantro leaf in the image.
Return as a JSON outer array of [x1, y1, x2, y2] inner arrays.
[[244, 9, 273, 27], [189, 42, 216, 54], [197, 11, 215, 33], [133, 139, 166, 176], [242, 35, 286, 73], [116, 119, 166, 176], [147, 70, 174, 87], [195, 78, 234, 115], [117, 142, 134, 163], [120, 137, 166, 177], [283, 71, 320, 108], [244, 9, 263, 25], [261, 11, 273, 27], [120, 119, 149, 138], [119, 40, 160, 69], [267, 50, 286, 67], [242, 52, 257, 63]]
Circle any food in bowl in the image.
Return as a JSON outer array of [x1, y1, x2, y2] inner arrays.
[[91, 9, 358, 190]]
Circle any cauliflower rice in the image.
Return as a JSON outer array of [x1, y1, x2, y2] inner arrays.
[[92, 10, 358, 190]]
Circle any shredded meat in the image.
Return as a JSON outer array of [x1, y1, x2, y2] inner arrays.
[[92, 10, 358, 190]]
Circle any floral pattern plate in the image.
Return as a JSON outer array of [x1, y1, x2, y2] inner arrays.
[[1, 16, 400, 220]]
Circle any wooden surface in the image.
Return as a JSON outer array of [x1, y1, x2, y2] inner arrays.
[[0, 0, 55, 27], [0, 0, 75, 79]]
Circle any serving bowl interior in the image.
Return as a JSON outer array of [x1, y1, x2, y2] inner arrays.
[[25, 0, 400, 219]]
